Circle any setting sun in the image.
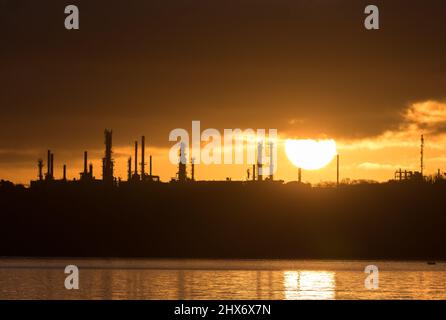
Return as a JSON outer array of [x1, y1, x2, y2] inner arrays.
[[284, 139, 337, 170]]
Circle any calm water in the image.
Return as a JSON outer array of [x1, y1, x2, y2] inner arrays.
[[0, 259, 445, 300]]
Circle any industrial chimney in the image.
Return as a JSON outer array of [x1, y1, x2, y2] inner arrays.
[[128, 157, 132, 181], [102, 129, 114, 184], [141, 136, 145, 180], [337, 154, 340, 187], [83, 151, 88, 175], [178, 142, 187, 182], [191, 157, 195, 181], [257, 142, 263, 181], [134, 140, 138, 179], [269, 141, 274, 181], [38, 159, 43, 181], [46, 150, 51, 179], [50, 153, 54, 179]]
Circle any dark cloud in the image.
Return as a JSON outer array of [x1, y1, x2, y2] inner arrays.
[[1, 0, 445, 156], [0, 150, 36, 167]]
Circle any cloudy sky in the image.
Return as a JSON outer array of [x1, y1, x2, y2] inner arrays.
[[1, 0, 446, 184]]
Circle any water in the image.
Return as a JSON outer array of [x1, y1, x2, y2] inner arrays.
[[0, 259, 445, 300]]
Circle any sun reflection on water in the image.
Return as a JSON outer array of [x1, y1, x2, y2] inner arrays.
[[284, 271, 336, 300], [3, 260, 446, 300]]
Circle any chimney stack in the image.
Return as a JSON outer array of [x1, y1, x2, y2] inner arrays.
[[47, 150, 51, 178], [63, 164, 67, 181], [141, 136, 145, 180], [269, 141, 274, 181], [191, 157, 195, 181], [50, 153, 54, 179], [84, 151, 88, 174], [128, 157, 132, 181], [102, 129, 114, 184], [134, 140, 138, 178], [298, 168, 302, 183], [89, 163, 93, 177], [149, 155, 152, 176], [257, 142, 263, 181], [178, 142, 187, 182], [337, 154, 340, 187], [38, 159, 43, 181]]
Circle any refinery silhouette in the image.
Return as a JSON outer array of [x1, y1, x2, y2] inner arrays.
[[28, 129, 284, 188], [1, 130, 440, 189], [0, 130, 445, 261]]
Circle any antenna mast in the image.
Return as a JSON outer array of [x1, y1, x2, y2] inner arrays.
[[421, 134, 424, 176]]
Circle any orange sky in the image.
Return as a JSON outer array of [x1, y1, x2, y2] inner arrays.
[[1, 1, 445, 184], [3, 100, 446, 185]]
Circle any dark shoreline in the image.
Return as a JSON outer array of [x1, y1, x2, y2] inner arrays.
[[0, 257, 444, 263], [1, 181, 445, 260]]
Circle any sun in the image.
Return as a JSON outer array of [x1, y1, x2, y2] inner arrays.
[[284, 139, 337, 170]]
